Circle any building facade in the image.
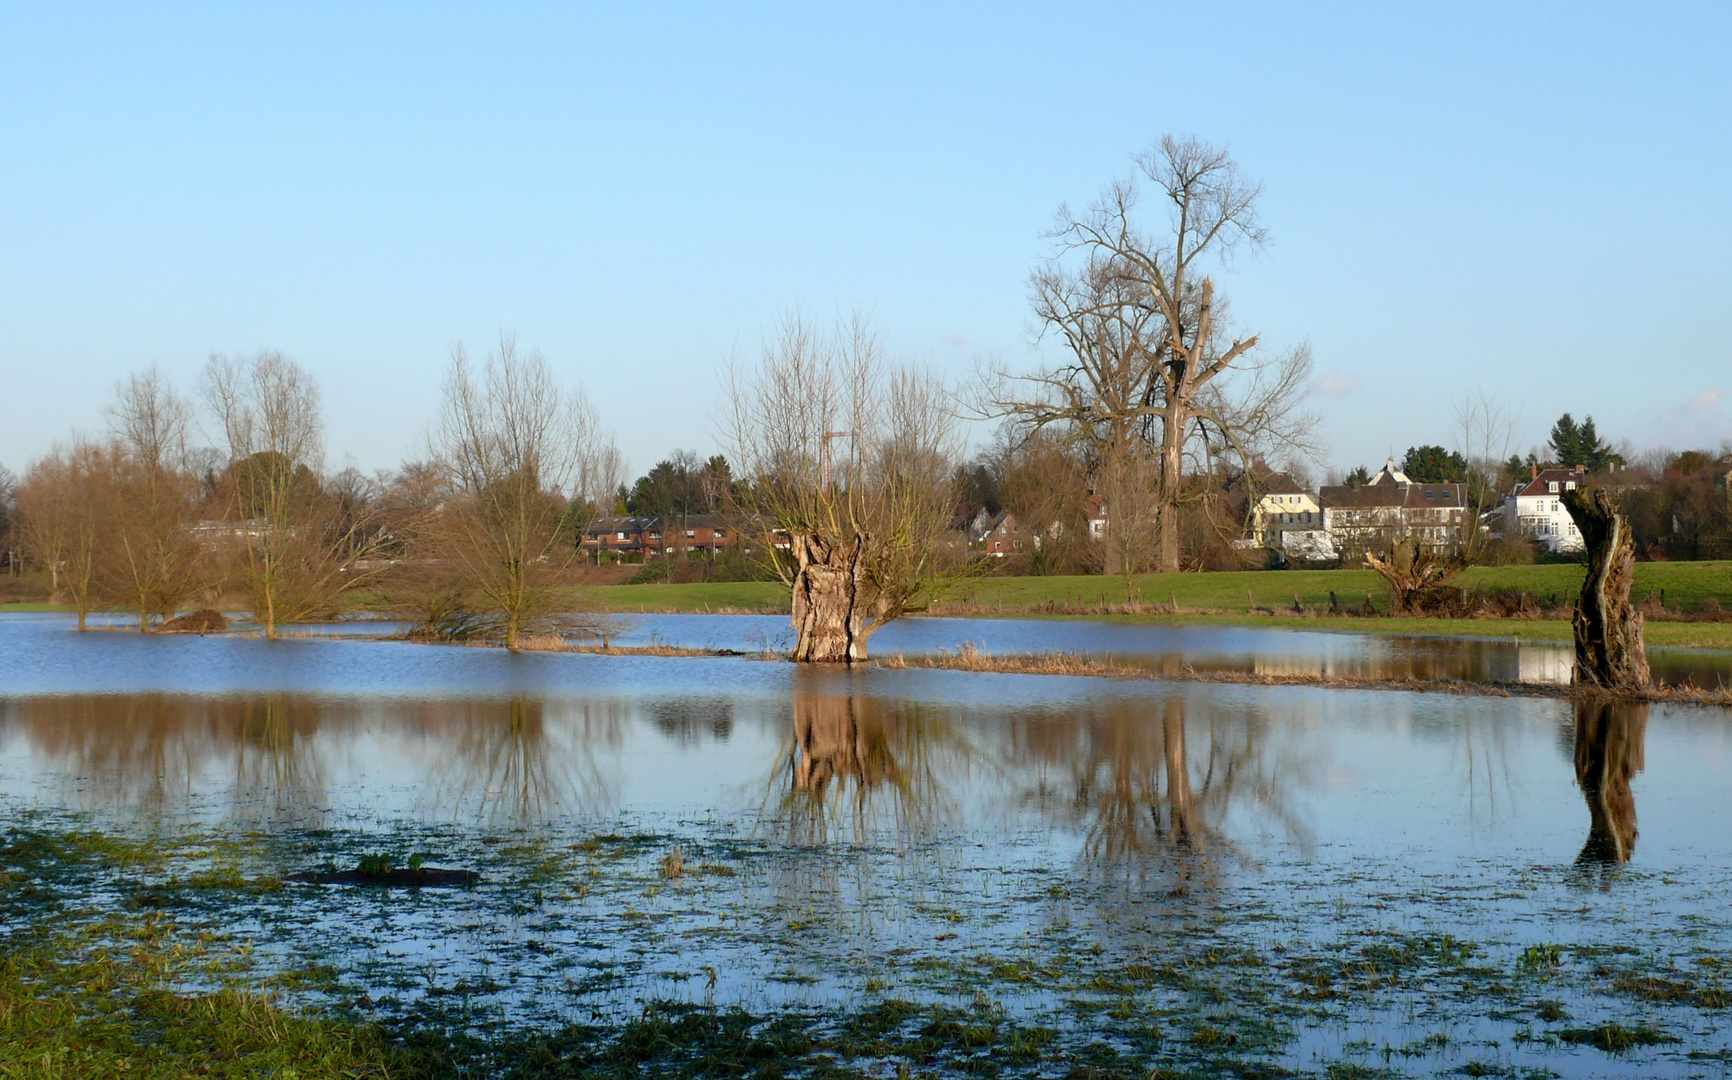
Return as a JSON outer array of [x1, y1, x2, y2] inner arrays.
[[1319, 459, 1468, 558], [1498, 466, 1588, 553]]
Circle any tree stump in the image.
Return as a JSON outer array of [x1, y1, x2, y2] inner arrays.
[[1364, 537, 1460, 615], [790, 532, 867, 663], [1561, 488, 1648, 690]]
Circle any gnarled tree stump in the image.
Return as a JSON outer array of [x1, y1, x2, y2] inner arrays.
[[1561, 488, 1648, 690], [1364, 537, 1461, 615], [790, 532, 867, 663]]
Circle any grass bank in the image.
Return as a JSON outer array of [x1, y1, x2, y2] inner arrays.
[[564, 561, 1732, 649]]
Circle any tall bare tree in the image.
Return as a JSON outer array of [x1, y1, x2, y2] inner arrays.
[[203, 351, 382, 639], [724, 312, 968, 662], [15, 440, 111, 628], [104, 370, 204, 629], [981, 136, 1315, 574], [423, 335, 621, 648]]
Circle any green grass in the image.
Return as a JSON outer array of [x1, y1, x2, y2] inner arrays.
[[567, 562, 1732, 616], [563, 562, 1732, 649]]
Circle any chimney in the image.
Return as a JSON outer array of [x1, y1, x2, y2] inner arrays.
[[1531, 462, 1538, 480]]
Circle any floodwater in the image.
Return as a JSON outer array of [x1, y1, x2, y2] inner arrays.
[[596, 612, 1732, 688], [2, 613, 1730, 1077]]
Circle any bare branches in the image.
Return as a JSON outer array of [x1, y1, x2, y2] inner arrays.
[[725, 312, 968, 661], [421, 334, 622, 648], [982, 135, 1307, 574]]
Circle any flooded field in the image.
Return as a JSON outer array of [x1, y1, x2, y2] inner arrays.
[[2, 613, 1731, 1077]]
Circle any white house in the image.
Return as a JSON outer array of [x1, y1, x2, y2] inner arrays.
[[1250, 474, 1322, 547], [1500, 466, 1588, 552]]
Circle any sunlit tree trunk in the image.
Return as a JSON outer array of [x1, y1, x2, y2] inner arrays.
[[1563, 488, 1648, 689]]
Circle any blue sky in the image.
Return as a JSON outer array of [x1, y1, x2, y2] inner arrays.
[[2, 3, 1728, 479]]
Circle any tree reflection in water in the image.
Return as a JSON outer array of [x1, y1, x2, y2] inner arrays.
[[3, 693, 621, 827], [772, 671, 972, 847], [7, 694, 336, 821], [1572, 699, 1646, 881], [1016, 693, 1312, 893], [419, 696, 622, 825]]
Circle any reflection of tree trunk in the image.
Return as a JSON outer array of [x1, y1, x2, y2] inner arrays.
[[792, 691, 874, 795], [1573, 700, 1645, 866], [1159, 698, 1200, 849], [790, 532, 866, 663], [1563, 488, 1648, 689]]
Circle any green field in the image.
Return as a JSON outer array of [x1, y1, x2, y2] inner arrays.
[[564, 562, 1732, 649], [11, 561, 1731, 649], [572, 562, 1732, 615]]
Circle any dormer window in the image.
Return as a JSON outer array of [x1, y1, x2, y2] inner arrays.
[[1564, 481, 1576, 491], [1548, 481, 1560, 493]]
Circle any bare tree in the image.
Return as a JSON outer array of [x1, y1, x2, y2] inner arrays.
[[724, 312, 968, 663], [422, 334, 621, 648], [203, 351, 384, 638], [1453, 392, 1519, 559], [104, 370, 204, 630], [980, 136, 1316, 575], [15, 440, 113, 628]]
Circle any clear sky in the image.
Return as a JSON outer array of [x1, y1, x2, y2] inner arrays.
[[2, 3, 1728, 481]]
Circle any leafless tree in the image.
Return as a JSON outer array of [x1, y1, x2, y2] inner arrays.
[[422, 334, 622, 648], [104, 369, 205, 629], [15, 440, 113, 628], [203, 351, 385, 638], [1452, 392, 1519, 559], [979, 136, 1316, 575], [724, 312, 969, 662]]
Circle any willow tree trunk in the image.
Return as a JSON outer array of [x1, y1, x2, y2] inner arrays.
[[790, 532, 867, 663], [1562, 489, 1648, 690]]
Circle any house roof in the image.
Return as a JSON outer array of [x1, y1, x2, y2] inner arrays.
[[1513, 466, 1588, 498], [1369, 457, 1409, 486], [1318, 481, 1465, 509], [1319, 485, 1405, 508]]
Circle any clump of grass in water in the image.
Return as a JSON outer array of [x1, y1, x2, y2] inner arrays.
[[1557, 1020, 1678, 1053], [660, 845, 685, 879]]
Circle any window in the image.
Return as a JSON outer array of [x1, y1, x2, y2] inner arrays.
[[714, 530, 726, 539], [1302, 511, 1311, 523], [1425, 490, 1435, 499], [616, 532, 628, 541], [1548, 481, 1560, 493], [685, 530, 696, 539], [1565, 481, 1576, 491]]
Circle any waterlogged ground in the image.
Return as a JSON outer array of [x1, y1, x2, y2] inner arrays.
[[2, 614, 1731, 1077]]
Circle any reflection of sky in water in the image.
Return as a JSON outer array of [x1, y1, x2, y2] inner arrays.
[[8, 612, 1728, 688], [2, 615, 1731, 1074]]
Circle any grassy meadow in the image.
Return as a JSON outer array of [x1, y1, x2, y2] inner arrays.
[[563, 561, 1732, 649]]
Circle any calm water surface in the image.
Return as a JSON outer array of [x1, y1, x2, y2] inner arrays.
[[1, 614, 1729, 1077]]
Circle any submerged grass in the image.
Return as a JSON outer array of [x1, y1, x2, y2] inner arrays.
[[4, 804, 1729, 1078]]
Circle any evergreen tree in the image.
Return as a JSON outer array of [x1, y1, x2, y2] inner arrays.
[[1547, 413, 1621, 471], [1400, 445, 1469, 483], [1344, 465, 1372, 487]]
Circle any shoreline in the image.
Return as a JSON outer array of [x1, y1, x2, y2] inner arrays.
[[8, 600, 1732, 650]]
